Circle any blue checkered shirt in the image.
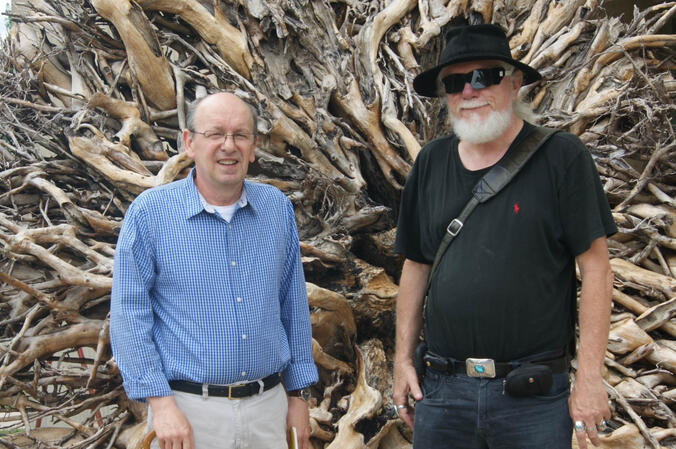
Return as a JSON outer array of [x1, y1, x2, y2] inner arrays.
[[110, 172, 318, 400]]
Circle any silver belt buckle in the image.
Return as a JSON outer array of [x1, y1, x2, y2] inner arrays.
[[466, 358, 496, 378]]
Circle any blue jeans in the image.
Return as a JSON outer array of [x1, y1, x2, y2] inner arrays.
[[413, 369, 572, 448]]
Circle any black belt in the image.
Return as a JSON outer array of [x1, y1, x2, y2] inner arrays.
[[424, 353, 568, 378], [169, 373, 281, 399]]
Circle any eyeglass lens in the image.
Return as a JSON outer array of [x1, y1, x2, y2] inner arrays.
[[441, 68, 505, 94]]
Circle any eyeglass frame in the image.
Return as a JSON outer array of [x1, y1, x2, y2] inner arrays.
[[189, 129, 256, 145]]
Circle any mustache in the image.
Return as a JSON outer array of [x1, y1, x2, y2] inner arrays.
[[458, 99, 490, 109]]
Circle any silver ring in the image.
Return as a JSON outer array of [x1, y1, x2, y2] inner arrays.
[[574, 420, 585, 432], [597, 420, 607, 432], [395, 404, 407, 410]]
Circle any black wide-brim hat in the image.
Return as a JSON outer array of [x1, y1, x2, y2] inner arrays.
[[413, 24, 541, 97]]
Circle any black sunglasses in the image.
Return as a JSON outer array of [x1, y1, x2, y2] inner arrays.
[[441, 67, 506, 94]]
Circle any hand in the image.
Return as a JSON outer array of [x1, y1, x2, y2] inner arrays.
[[147, 396, 194, 449], [392, 360, 423, 429], [287, 396, 311, 449], [569, 376, 611, 449]]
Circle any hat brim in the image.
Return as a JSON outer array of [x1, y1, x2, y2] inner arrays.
[[413, 56, 541, 97]]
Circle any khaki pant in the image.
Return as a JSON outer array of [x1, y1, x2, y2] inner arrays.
[[149, 383, 288, 449]]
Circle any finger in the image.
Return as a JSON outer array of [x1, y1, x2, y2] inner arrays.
[[392, 393, 406, 406], [574, 425, 588, 449], [185, 434, 195, 449], [392, 384, 409, 405], [409, 376, 423, 400], [410, 386, 423, 400], [186, 423, 195, 449], [399, 413, 413, 429], [586, 425, 601, 446], [300, 427, 310, 449], [603, 408, 612, 421], [399, 407, 415, 429], [596, 419, 609, 434]]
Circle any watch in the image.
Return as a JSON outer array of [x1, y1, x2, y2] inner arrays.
[[288, 388, 311, 401]]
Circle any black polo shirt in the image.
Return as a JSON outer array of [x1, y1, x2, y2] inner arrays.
[[395, 122, 617, 361]]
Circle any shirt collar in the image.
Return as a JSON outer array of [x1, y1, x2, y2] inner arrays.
[[183, 169, 257, 218], [198, 188, 248, 213]]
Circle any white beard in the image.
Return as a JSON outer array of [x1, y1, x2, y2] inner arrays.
[[449, 101, 513, 144]]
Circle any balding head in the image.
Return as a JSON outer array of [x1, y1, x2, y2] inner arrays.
[[186, 92, 258, 136]]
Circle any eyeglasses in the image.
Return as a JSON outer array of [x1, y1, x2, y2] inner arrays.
[[441, 68, 506, 94], [191, 130, 254, 145]]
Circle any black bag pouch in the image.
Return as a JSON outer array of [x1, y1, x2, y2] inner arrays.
[[414, 341, 428, 380], [504, 363, 553, 397]]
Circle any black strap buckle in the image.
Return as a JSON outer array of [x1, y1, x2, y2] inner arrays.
[[447, 219, 463, 236]]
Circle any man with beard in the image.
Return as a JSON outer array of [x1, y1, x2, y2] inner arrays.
[[392, 24, 617, 449]]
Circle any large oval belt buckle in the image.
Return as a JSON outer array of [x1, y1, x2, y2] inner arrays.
[[466, 358, 496, 378]]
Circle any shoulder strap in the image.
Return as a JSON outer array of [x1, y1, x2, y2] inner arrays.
[[425, 126, 560, 292]]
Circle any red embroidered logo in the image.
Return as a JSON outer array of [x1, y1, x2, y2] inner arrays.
[[513, 202, 520, 214]]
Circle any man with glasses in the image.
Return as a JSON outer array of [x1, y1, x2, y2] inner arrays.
[[393, 24, 616, 448], [111, 92, 317, 449]]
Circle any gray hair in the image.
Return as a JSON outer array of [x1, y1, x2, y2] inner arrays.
[[497, 62, 538, 122], [512, 96, 537, 123], [497, 61, 516, 76], [185, 92, 259, 134]]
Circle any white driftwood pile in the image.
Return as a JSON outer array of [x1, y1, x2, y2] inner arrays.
[[0, 1, 674, 448]]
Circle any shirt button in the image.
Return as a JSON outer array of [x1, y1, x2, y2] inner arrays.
[[231, 261, 236, 266], [242, 334, 247, 339], [236, 297, 242, 302], [241, 371, 246, 377], [228, 225, 232, 230]]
